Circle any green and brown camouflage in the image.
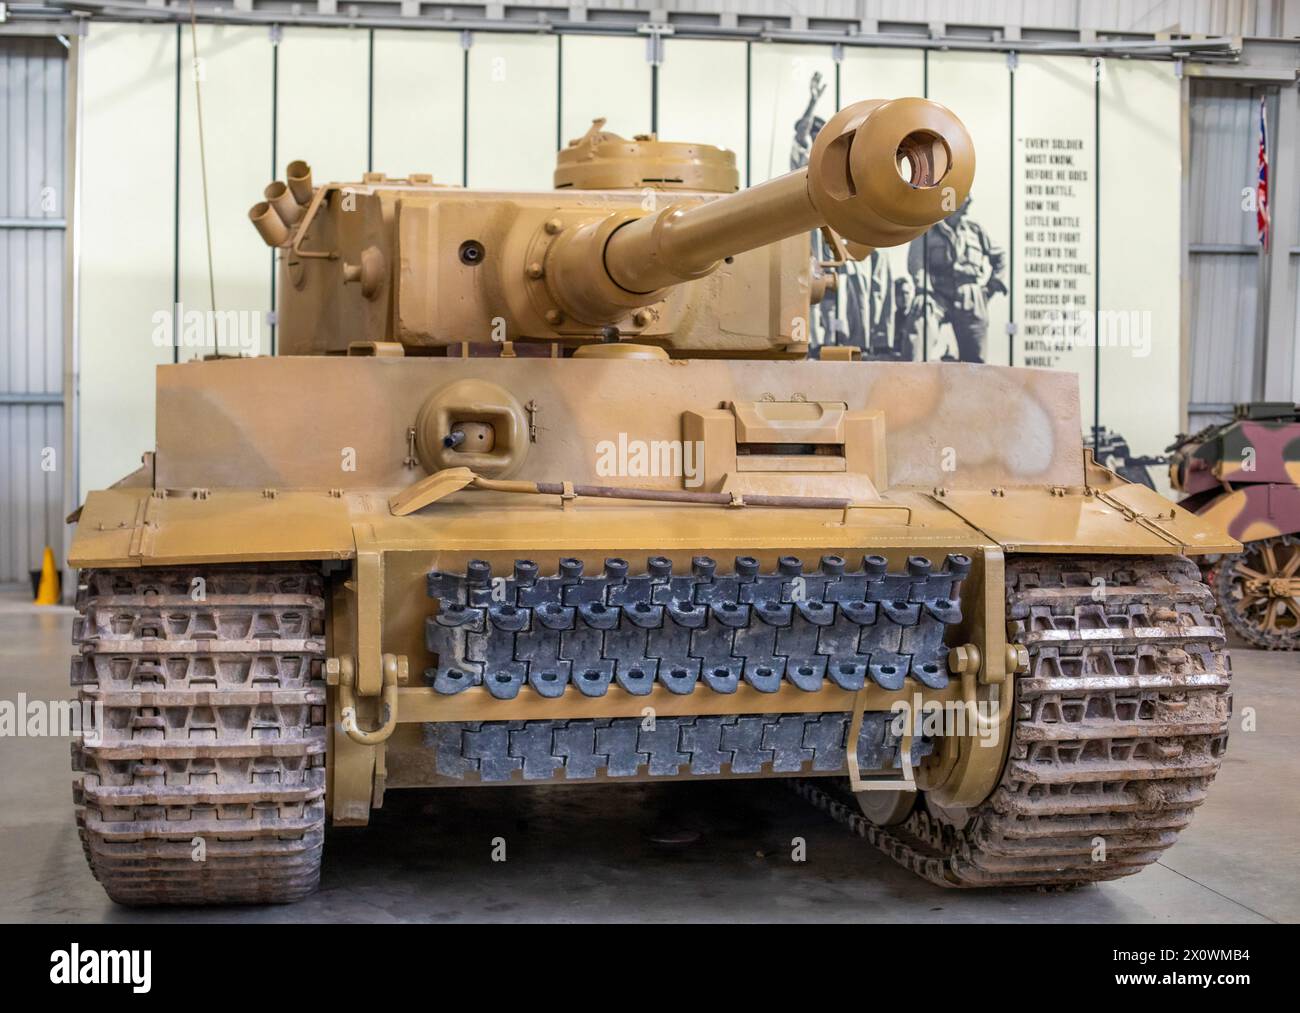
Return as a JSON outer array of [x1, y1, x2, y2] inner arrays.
[[1169, 402, 1300, 543], [1170, 402, 1300, 648]]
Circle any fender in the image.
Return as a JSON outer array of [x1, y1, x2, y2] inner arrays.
[[1196, 483, 1300, 544]]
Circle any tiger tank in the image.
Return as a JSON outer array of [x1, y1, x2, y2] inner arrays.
[[66, 98, 1238, 905]]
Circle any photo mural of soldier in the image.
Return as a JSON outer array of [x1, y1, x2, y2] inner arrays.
[[907, 196, 1008, 362], [794, 73, 1008, 362], [892, 272, 927, 361]]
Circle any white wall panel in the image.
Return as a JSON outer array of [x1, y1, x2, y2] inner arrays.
[[560, 34, 650, 145], [748, 42, 835, 184], [838, 46, 923, 103], [276, 28, 368, 187], [372, 30, 465, 185], [657, 39, 747, 182], [178, 25, 272, 361], [78, 23, 176, 497], [1099, 59, 1182, 476], [466, 34, 558, 190]]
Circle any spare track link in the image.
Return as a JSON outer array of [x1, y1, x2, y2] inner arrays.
[[426, 552, 971, 699], [427, 711, 932, 783], [70, 566, 328, 906], [792, 554, 1232, 888]]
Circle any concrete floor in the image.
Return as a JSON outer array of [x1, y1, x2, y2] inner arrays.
[[1, 593, 1296, 923]]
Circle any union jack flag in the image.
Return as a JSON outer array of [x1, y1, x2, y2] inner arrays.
[[1257, 96, 1270, 250]]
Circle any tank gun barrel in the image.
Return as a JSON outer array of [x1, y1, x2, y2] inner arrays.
[[605, 170, 821, 294], [546, 97, 974, 324]]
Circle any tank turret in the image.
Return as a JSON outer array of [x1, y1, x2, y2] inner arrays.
[[545, 99, 972, 327], [251, 98, 972, 356], [552, 117, 741, 193]]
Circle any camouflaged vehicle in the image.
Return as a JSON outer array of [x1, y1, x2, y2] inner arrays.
[[67, 98, 1238, 906], [1170, 402, 1300, 648]]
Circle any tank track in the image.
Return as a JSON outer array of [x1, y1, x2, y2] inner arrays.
[[425, 711, 931, 783], [791, 555, 1232, 888], [70, 566, 327, 906], [426, 553, 970, 699]]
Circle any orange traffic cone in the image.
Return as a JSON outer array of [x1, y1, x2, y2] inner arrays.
[[34, 546, 60, 605]]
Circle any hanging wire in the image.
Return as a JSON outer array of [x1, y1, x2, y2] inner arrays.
[[188, 0, 218, 355]]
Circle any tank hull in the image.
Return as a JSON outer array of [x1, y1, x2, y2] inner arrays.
[[68, 356, 1237, 905]]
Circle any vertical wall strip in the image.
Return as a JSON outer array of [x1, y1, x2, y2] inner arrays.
[[744, 42, 751, 188], [1008, 52, 1017, 366], [1176, 64, 1191, 431], [1250, 87, 1275, 399], [171, 25, 181, 365], [366, 29, 375, 173], [269, 26, 279, 356], [650, 62, 659, 133], [65, 33, 84, 551], [831, 45, 843, 339], [1093, 60, 1101, 453], [556, 34, 563, 152], [461, 34, 469, 187], [648, 30, 663, 133], [1250, 84, 1267, 397], [921, 50, 929, 362]]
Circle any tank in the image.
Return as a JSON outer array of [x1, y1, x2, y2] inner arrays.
[[1093, 427, 1165, 491], [68, 98, 1239, 905], [1168, 401, 1300, 648]]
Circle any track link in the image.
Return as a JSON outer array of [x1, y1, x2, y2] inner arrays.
[[426, 553, 969, 699], [793, 554, 1232, 888], [71, 566, 327, 905], [425, 711, 930, 783]]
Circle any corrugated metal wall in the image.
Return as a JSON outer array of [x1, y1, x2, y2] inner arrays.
[[1187, 79, 1270, 436], [0, 37, 66, 589], [452, 0, 1297, 36]]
